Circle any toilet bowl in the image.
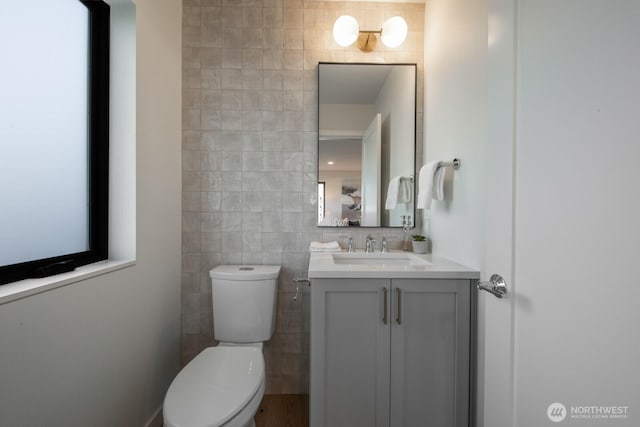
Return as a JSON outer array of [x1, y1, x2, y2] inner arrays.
[[163, 345, 264, 427], [163, 265, 280, 427]]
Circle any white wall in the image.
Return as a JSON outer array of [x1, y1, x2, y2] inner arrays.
[[424, 5, 490, 423], [424, 0, 488, 266], [0, 0, 182, 425], [376, 66, 415, 183], [376, 66, 415, 226]]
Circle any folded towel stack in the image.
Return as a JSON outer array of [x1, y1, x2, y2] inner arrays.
[[309, 241, 341, 252]]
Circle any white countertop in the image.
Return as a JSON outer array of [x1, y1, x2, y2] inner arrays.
[[308, 250, 480, 279]]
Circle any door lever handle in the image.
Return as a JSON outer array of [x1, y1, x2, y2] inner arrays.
[[476, 274, 507, 298]]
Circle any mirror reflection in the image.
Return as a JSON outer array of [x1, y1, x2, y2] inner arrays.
[[317, 63, 416, 227]]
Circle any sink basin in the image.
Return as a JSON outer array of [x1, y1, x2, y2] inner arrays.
[[308, 251, 479, 279], [332, 253, 431, 266], [309, 251, 479, 279]]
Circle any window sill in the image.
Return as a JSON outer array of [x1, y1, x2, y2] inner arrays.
[[0, 259, 136, 305]]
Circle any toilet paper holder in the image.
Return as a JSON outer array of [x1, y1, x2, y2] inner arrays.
[[292, 278, 311, 302]]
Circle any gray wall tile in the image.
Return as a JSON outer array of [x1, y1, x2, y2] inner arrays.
[[182, 0, 425, 394]]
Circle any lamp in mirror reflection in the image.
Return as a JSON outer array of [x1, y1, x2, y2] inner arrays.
[[333, 15, 408, 52]]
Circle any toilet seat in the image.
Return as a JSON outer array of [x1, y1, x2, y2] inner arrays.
[[163, 346, 265, 427]]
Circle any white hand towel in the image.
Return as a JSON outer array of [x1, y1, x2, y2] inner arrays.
[[417, 161, 441, 209], [385, 176, 402, 210], [309, 241, 341, 252], [400, 177, 412, 203], [433, 166, 446, 201]]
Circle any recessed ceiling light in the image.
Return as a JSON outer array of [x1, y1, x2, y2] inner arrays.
[[327, 161, 335, 165]]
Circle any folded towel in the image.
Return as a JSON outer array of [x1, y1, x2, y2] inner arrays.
[[385, 176, 402, 210], [417, 161, 441, 209], [309, 241, 341, 252], [433, 166, 445, 201], [401, 177, 412, 203], [385, 176, 413, 210]]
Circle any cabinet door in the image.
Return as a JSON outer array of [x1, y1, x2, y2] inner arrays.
[[310, 278, 391, 427], [390, 279, 471, 427]]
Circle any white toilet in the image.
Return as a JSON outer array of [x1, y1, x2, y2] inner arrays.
[[163, 265, 281, 427]]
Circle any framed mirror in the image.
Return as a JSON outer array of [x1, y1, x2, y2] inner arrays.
[[317, 62, 416, 227]]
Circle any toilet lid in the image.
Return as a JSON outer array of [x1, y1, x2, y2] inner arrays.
[[163, 346, 264, 427], [209, 265, 281, 281]]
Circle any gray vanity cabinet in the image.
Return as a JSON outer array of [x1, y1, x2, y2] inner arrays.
[[389, 279, 471, 427], [310, 278, 473, 427]]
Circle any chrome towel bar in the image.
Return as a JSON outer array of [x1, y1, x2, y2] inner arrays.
[[438, 158, 461, 170]]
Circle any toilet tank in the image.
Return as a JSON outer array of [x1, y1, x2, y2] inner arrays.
[[209, 265, 280, 343]]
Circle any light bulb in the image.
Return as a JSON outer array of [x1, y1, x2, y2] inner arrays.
[[333, 15, 359, 47], [380, 16, 408, 48]]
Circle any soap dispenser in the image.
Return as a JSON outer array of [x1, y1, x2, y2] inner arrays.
[[402, 215, 413, 251]]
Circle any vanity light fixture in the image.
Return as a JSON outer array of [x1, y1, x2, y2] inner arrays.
[[333, 15, 408, 52]]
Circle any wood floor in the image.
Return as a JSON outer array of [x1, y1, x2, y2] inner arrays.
[[255, 394, 309, 427]]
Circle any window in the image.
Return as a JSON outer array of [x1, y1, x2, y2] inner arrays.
[[0, 0, 110, 285]]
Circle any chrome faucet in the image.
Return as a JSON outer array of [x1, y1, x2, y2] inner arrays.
[[347, 237, 354, 253], [365, 236, 377, 253], [381, 237, 388, 253]]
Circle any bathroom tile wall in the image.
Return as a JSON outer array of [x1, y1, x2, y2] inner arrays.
[[182, 0, 424, 394]]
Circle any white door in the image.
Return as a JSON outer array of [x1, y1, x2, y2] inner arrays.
[[361, 113, 381, 226], [483, 1, 640, 426]]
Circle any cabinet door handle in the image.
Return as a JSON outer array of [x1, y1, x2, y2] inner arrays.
[[382, 288, 388, 324], [396, 288, 402, 325]]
